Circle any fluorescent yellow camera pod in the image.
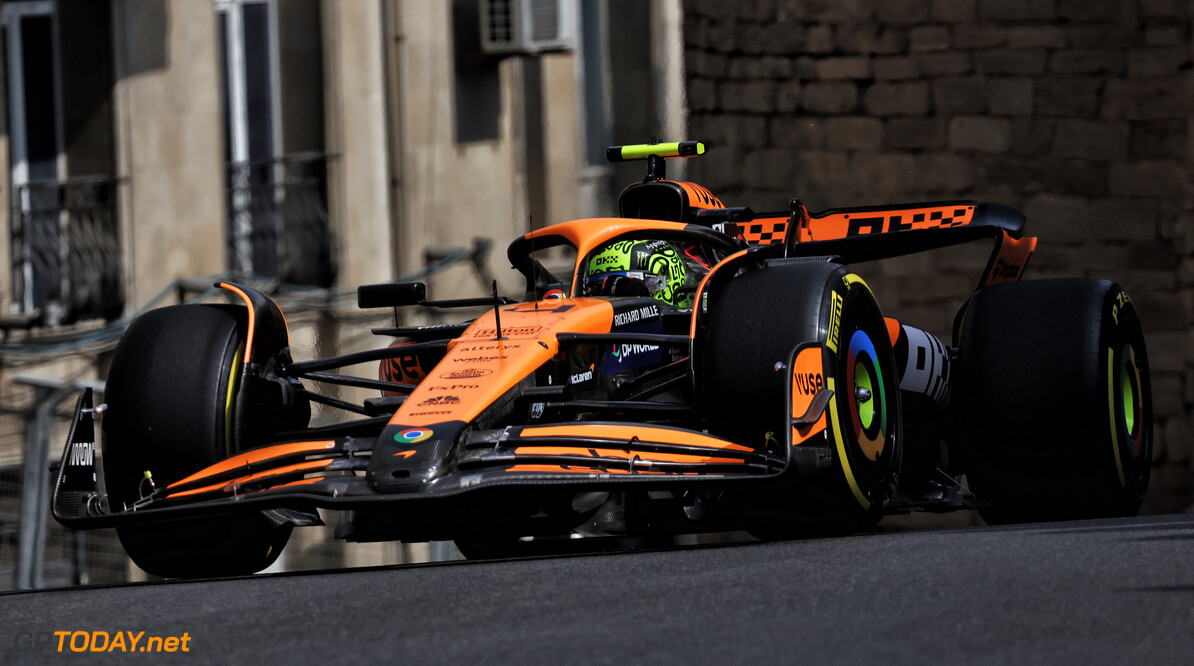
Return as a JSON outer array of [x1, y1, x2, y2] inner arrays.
[[606, 141, 706, 163]]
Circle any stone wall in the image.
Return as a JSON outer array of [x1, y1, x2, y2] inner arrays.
[[683, 0, 1193, 513]]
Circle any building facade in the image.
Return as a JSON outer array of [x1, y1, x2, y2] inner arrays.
[[0, 0, 686, 587]]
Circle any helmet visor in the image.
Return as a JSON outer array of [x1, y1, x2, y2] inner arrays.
[[586, 270, 667, 296]]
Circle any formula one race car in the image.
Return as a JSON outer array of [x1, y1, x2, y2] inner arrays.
[[53, 141, 1151, 577]]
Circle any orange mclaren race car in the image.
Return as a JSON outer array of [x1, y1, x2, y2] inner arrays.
[[52, 142, 1151, 577]]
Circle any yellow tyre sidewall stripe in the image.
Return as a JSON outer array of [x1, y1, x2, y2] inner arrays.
[[1107, 348, 1126, 488], [830, 273, 882, 511], [224, 342, 245, 458], [828, 375, 871, 511]]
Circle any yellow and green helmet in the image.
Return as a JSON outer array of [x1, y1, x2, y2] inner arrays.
[[585, 239, 702, 308]]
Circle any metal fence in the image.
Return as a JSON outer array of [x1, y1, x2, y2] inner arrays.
[[227, 153, 337, 288], [11, 178, 125, 326]]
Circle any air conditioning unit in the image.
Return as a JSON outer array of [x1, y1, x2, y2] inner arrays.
[[480, 0, 576, 55]]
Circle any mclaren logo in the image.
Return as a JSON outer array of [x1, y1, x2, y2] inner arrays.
[[570, 364, 596, 385]]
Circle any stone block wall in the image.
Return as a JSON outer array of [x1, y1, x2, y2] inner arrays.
[[683, 0, 1193, 512]]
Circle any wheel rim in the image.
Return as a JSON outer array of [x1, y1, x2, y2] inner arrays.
[[855, 360, 875, 430], [1120, 344, 1143, 458], [846, 329, 887, 461]]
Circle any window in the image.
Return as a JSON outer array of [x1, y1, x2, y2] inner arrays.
[[3, 1, 122, 324], [218, 0, 335, 286]]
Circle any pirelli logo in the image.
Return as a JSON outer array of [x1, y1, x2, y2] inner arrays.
[[826, 291, 843, 353]]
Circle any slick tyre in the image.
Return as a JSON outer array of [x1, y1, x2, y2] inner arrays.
[[704, 259, 902, 537], [954, 279, 1151, 524], [103, 304, 290, 578]]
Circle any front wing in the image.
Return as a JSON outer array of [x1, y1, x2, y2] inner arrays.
[[53, 344, 835, 531]]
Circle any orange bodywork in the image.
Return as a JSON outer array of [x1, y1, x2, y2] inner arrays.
[[506, 465, 653, 475], [798, 204, 978, 243], [740, 204, 985, 248], [165, 459, 333, 499], [379, 340, 435, 395], [515, 423, 754, 452], [217, 281, 291, 364], [789, 345, 829, 446], [217, 282, 261, 364], [389, 298, 615, 427], [168, 440, 337, 489], [521, 218, 693, 292], [740, 217, 789, 246], [981, 230, 1038, 287], [268, 477, 325, 491], [884, 318, 902, 347], [674, 181, 724, 209], [513, 446, 744, 465]]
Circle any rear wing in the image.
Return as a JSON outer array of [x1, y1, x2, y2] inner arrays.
[[738, 199, 1023, 250], [733, 199, 1036, 291]]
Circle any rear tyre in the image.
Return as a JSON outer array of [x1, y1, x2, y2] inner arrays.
[[103, 305, 291, 578], [954, 279, 1151, 524], [703, 259, 902, 537]]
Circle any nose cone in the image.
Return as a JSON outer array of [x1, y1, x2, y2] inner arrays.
[[368, 421, 469, 492], [369, 298, 616, 491]]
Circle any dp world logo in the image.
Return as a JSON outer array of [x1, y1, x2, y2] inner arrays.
[[610, 343, 660, 365]]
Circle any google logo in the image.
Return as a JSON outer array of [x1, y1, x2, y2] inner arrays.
[[395, 428, 434, 444]]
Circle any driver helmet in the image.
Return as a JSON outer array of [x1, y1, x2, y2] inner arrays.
[[585, 239, 707, 308]]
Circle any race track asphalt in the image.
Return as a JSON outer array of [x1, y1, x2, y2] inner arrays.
[[3, 513, 1193, 664]]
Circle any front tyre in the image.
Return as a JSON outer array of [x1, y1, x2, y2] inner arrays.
[[704, 260, 902, 537], [954, 279, 1152, 524], [103, 304, 291, 578]]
